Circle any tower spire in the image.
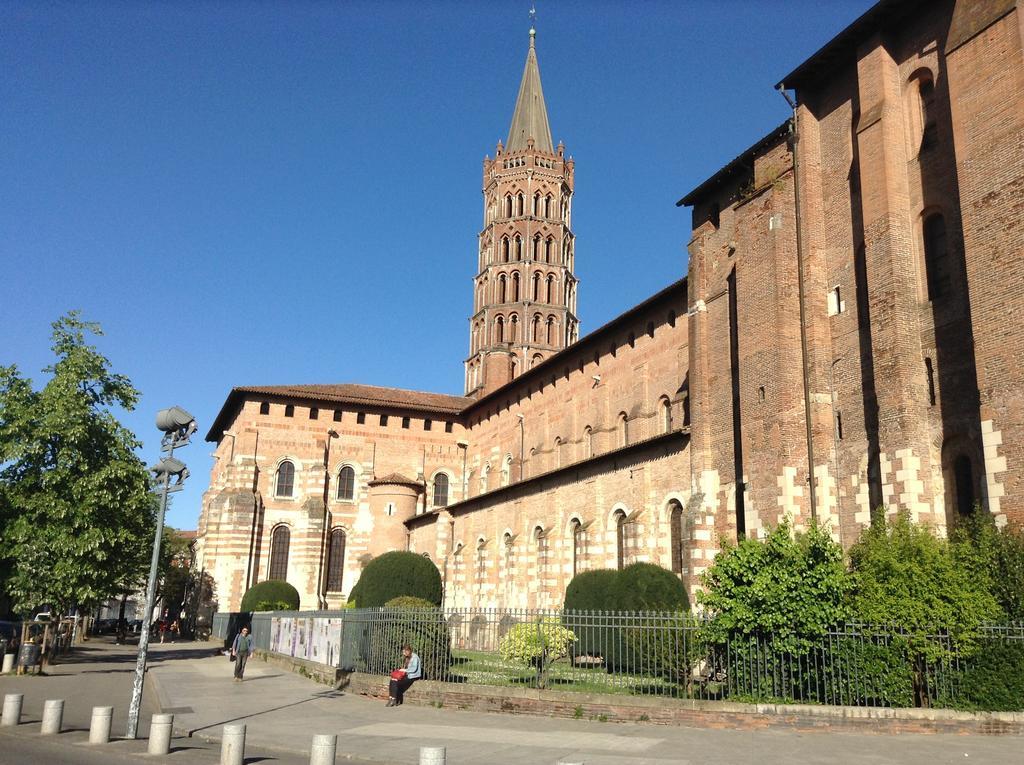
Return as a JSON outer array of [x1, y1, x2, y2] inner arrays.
[[507, 20, 553, 153]]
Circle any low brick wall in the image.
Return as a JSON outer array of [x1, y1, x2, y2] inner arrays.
[[262, 651, 1024, 736]]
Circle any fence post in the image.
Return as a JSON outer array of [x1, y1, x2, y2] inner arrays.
[[148, 713, 174, 754], [40, 699, 64, 735], [2, 694, 23, 726], [89, 706, 114, 744], [309, 733, 337, 765], [535, 615, 543, 688], [420, 746, 446, 765], [220, 723, 246, 765]]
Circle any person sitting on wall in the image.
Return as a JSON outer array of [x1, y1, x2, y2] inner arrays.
[[386, 644, 421, 707]]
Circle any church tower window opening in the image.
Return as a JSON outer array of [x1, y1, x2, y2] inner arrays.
[[433, 473, 450, 507]]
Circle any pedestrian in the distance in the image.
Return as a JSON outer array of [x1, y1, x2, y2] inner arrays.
[[231, 626, 255, 682], [386, 644, 421, 706]]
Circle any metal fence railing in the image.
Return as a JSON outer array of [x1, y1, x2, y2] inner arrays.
[[210, 608, 1024, 710]]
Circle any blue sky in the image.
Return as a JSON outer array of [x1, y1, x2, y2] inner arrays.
[[1, 0, 874, 529]]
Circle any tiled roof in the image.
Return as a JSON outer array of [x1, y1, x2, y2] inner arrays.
[[368, 472, 422, 487]]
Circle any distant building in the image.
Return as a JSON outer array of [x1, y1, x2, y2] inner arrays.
[[196, 0, 1024, 612]]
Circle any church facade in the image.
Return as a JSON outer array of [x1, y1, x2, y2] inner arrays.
[[197, 0, 1024, 613]]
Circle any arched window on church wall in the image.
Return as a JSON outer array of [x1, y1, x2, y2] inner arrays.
[[545, 194, 552, 219], [534, 526, 548, 578], [501, 455, 512, 487], [533, 192, 541, 216], [510, 314, 519, 342], [546, 316, 555, 345], [618, 412, 628, 447], [532, 272, 540, 301], [501, 237, 510, 263], [544, 238, 553, 263], [495, 316, 505, 343], [583, 426, 593, 459], [661, 396, 673, 433], [532, 314, 541, 342], [906, 68, 937, 154], [268, 525, 290, 581], [532, 234, 541, 260], [514, 235, 523, 261], [922, 212, 950, 301], [499, 274, 507, 303], [512, 273, 520, 302], [336, 466, 355, 501], [668, 501, 684, 575], [275, 461, 295, 497], [504, 194, 513, 218], [432, 473, 450, 507], [554, 437, 562, 468], [326, 528, 346, 591], [613, 510, 627, 570], [546, 275, 555, 303], [516, 193, 524, 216]]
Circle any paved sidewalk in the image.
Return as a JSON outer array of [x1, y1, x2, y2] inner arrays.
[[147, 646, 1023, 765]]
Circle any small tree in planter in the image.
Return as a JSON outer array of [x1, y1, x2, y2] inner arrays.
[[499, 617, 576, 689]]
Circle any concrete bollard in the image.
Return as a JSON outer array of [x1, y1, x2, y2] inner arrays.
[[40, 699, 64, 735], [309, 733, 337, 765], [419, 747, 446, 765], [220, 723, 246, 765], [2, 694, 23, 726], [2, 653, 14, 674], [148, 713, 174, 755], [89, 706, 114, 744]]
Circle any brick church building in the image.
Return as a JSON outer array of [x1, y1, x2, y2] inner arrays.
[[197, 0, 1024, 612]]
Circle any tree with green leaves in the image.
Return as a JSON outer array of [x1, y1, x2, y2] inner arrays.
[[698, 518, 853, 654], [0, 312, 155, 619], [951, 510, 1024, 620], [849, 509, 1004, 706]]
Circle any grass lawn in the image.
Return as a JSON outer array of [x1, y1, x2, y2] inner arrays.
[[447, 648, 681, 697]]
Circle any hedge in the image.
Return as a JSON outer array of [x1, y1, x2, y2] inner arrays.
[[240, 579, 299, 612]]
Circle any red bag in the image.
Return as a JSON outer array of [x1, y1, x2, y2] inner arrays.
[[390, 669, 406, 680]]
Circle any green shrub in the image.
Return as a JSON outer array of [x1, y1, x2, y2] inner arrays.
[[359, 596, 452, 680], [952, 512, 1024, 619], [613, 562, 689, 612], [564, 569, 620, 611], [240, 580, 300, 612], [952, 640, 1024, 711], [350, 551, 442, 608], [499, 618, 577, 689], [850, 510, 1003, 706]]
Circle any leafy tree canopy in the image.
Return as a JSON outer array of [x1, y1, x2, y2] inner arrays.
[[849, 509, 1003, 660], [951, 511, 1024, 620], [698, 518, 853, 653], [0, 312, 154, 617]]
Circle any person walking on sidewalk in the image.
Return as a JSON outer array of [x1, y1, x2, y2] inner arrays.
[[231, 626, 255, 682], [386, 644, 421, 706]]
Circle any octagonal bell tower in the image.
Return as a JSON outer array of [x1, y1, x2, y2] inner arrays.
[[465, 26, 579, 397]]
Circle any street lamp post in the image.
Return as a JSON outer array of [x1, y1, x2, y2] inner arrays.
[[126, 407, 196, 740]]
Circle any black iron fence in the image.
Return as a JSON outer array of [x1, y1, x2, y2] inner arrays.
[[212, 608, 1024, 710]]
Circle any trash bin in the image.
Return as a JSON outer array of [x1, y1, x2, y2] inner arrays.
[[17, 643, 41, 670]]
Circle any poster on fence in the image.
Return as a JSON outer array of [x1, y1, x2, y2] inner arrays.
[[268, 615, 344, 665]]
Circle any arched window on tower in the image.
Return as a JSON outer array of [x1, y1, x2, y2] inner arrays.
[[501, 455, 512, 487], [510, 314, 519, 342], [275, 461, 295, 497], [661, 396, 673, 433], [514, 235, 523, 261], [546, 275, 555, 303], [326, 528, 346, 591], [922, 212, 950, 301], [668, 501, 684, 574], [336, 465, 355, 501], [516, 193, 524, 216], [546, 316, 555, 345], [268, 525, 290, 581], [504, 194, 513, 218], [512, 273, 520, 302], [545, 194, 553, 218], [532, 272, 540, 301], [530, 314, 540, 342], [499, 274, 507, 303], [501, 237, 510, 263], [432, 473, 449, 507], [533, 192, 541, 216], [583, 426, 593, 459], [544, 238, 553, 263], [618, 412, 628, 447], [532, 234, 541, 260], [495, 316, 505, 343], [554, 437, 563, 468]]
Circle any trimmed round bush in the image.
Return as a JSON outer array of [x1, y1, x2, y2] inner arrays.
[[613, 562, 690, 612], [564, 569, 620, 611], [240, 579, 300, 612], [350, 551, 442, 608]]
